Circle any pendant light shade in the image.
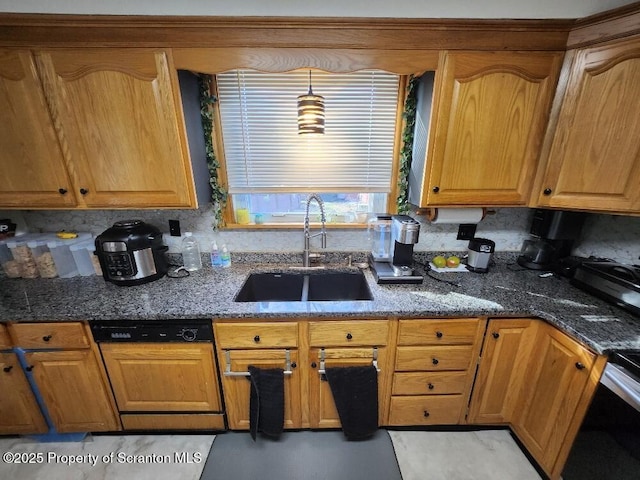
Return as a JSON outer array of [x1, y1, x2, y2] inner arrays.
[[298, 71, 325, 135]]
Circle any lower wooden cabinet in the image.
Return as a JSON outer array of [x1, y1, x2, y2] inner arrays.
[[26, 348, 119, 433], [0, 352, 48, 435], [512, 323, 605, 479], [467, 319, 539, 424]]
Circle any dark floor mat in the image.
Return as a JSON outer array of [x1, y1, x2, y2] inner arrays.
[[199, 429, 402, 480]]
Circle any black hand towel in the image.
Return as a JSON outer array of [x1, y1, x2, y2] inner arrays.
[[248, 365, 285, 441], [325, 365, 378, 440]]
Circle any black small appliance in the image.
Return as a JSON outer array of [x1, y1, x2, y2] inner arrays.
[[517, 209, 586, 270], [95, 220, 168, 286]]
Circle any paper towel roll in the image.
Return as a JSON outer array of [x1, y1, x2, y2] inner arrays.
[[427, 208, 485, 224]]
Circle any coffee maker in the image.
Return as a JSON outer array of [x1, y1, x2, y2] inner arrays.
[[517, 209, 586, 270], [369, 214, 423, 284]]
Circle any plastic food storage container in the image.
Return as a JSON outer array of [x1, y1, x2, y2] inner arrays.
[[27, 235, 59, 278], [70, 239, 99, 276], [47, 233, 92, 278], [0, 238, 19, 278], [7, 234, 39, 278]]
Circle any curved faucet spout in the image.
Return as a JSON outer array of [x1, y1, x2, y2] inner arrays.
[[303, 194, 327, 267]]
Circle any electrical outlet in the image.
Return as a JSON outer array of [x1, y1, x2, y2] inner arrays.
[[169, 219, 181, 237], [457, 223, 477, 240]]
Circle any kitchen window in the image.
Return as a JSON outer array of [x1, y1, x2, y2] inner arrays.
[[214, 69, 403, 226]]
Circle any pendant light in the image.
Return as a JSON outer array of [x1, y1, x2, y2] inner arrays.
[[297, 70, 325, 135]]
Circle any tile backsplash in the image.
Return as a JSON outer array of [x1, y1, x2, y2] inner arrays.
[[5, 206, 639, 264]]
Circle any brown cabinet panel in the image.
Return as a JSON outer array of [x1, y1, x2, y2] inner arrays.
[[536, 37, 640, 212], [215, 322, 298, 349], [388, 395, 465, 425], [308, 347, 388, 429], [308, 320, 389, 347], [0, 352, 48, 435], [121, 413, 225, 431], [468, 319, 539, 424], [100, 343, 222, 413], [395, 345, 475, 371], [392, 371, 468, 396], [10, 322, 89, 349], [218, 349, 301, 430], [26, 349, 119, 432], [34, 49, 196, 208], [397, 319, 480, 345], [0, 49, 76, 208], [423, 51, 561, 206], [0, 324, 12, 349]]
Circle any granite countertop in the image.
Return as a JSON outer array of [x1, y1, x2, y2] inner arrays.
[[1, 253, 639, 355]]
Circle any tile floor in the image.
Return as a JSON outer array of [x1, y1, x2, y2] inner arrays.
[[0, 429, 541, 480]]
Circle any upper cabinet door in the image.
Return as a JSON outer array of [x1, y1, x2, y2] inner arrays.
[[424, 51, 562, 206], [35, 49, 197, 208], [535, 38, 640, 213], [0, 50, 76, 208]]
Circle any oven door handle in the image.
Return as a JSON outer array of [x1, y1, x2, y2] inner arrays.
[[601, 363, 640, 413]]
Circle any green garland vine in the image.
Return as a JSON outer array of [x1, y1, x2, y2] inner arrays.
[[396, 75, 419, 214], [198, 74, 227, 230]]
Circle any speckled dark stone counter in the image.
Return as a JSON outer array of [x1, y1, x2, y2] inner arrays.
[[1, 253, 639, 355]]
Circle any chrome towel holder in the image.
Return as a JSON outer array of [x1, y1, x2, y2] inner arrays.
[[318, 347, 381, 376], [223, 349, 294, 376]]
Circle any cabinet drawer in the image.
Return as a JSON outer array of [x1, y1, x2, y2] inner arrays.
[[398, 319, 480, 345], [392, 371, 468, 395], [0, 324, 12, 349], [388, 395, 464, 425], [215, 322, 298, 349], [309, 320, 388, 347], [395, 345, 475, 371], [10, 322, 89, 349]]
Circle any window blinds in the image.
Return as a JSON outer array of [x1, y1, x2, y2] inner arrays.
[[216, 70, 400, 194]]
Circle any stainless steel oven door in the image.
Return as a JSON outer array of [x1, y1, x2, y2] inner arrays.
[[600, 362, 640, 412]]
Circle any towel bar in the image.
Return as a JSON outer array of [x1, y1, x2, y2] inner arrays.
[[223, 349, 294, 377], [318, 347, 381, 376]]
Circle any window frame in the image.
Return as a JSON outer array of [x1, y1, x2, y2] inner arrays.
[[210, 73, 409, 229]]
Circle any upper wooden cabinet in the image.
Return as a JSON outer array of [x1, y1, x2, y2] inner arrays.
[[0, 48, 197, 210], [534, 37, 640, 213], [419, 51, 562, 206], [0, 50, 76, 208]]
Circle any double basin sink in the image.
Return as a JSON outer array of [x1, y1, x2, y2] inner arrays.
[[235, 270, 373, 302]]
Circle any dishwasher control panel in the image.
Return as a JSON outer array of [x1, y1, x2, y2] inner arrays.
[[90, 320, 213, 343]]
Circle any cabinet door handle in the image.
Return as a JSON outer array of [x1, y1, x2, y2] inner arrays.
[[575, 362, 586, 370], [423, 410, 430, 417], [311, 362, 317, 369], [432, 358, 439, 365], [80, 188, 89, 195], [3, 365, 12, 373], [291, 362, 297, 369], [432, 186, 440, 193], [253, 335, 260, 343], [492, 332, 500, 339], [427, 382, 434, 390], [346, 333, 353, 340], [58, 188, 67, 195], [25, 365, 34, 372], [543, 188, 552, 196], [435, 331, 443, 339], [42, 335, 52, 342]]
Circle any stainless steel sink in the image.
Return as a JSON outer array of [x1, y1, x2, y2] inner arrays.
[[234, 271, 373, 302]]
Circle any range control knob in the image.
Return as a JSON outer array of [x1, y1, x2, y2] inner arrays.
[[180, 328, 198, 342]]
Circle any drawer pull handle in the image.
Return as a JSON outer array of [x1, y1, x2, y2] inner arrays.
[[253, 335, 260, 343], [575, 362, 586, 370], [427, 383, 434, 390], [436, 331, 443, 338], [3, 365, 13, 373], [346, 333, 353, 340], [42, 335, 52, 342], [25, 365, 33, 372], [492, 332, 500, 339], [423, 410, 430, 418], [432, 358, 439, 366], [80, 188, 89, 195], [311, 362, 317, 368]]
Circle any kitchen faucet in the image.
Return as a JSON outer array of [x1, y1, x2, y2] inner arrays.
[[303, 194, 327, 267]]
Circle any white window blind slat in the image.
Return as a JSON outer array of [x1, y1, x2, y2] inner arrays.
[[216, 69, 400, 194]]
